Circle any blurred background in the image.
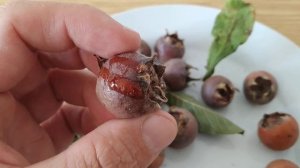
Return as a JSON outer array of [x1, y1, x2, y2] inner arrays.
[[0, 0, 299, 45]]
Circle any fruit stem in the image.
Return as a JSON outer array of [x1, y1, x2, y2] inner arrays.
[[187, 76, 202, 82]]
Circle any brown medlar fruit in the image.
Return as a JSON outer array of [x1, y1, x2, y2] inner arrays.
[[169, 106, 198, 149], [258, 112, 299, 151], [154, 32, 185, 63], [95, 53, 167, 118]]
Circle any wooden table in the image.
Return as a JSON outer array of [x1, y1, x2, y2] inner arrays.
[[1, 0, 299, 46]]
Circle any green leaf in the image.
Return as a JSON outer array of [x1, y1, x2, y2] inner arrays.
[[167, 92, 244, 135], [203, 0, 255, 80]]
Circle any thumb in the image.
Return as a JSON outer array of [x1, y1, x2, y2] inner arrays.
[[29, 111, 177, 168]]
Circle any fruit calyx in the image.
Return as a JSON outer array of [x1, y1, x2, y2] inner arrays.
[[215, 82, 235, 105], [164, 32, 184, 49], [261, 112, 286, 128], [249, 76, 273, 100]]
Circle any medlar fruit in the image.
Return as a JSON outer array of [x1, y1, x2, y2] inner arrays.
[[163, 59, 198, 91], [258, 112, 299, 151], [154, 32, 185, 63], [244, 70, 278, 104], [95, 53, 167, 118], [169, 106, 198, 149], [201, 75, 235, 108], [266, 159, 299, 168]]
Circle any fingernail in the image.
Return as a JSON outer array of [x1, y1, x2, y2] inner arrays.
[[142, 113, 177, 153]]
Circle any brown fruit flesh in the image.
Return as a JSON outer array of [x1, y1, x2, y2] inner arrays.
[[258, 112, 299, 151], [244, 70, 277, 104], [96, 53, 167, 118], [169, 107, 198, 149], [266, 159, 299, 168]]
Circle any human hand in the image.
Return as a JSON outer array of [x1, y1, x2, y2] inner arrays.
[[0, 1, 177, 167]]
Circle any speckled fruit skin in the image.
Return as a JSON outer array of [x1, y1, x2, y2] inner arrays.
[[258, 112, 299, 151], [244, 70, 278, 104], [266, 159, 299, 168], [96, 53, 167, 118], [201, 75, 235, 108], [154, 32, 185, 63], [169, 107, 198, 149]]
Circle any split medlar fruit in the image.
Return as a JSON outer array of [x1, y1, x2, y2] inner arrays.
[[95, 53, 167, 118], [258, 112, 299, 151], [169, 106, 198, 149], [154, 32, 185, 63]]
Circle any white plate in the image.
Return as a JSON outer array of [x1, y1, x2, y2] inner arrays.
[[113, 4, 300, 168]]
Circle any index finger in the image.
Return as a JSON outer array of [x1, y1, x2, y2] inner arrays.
[[0, 1, 140, 91]]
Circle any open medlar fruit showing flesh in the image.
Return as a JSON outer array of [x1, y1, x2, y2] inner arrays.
[[95, 53, 167, 118]]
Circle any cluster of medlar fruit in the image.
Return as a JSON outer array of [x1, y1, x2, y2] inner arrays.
[[94, 31, 298, 168]]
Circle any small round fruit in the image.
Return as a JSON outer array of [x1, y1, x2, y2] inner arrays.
[[95, 53, 167, 118], [266, 159, 299, 168], [244, 70, 277, 104], [201, 75, 235, 108], [148, 151, 165, 168], [163, 59, 197, 91], [137, 40, 152, 56], [154, 32, 185, 63], [169, 106, 198, 149], [258, 112, 299, 151]]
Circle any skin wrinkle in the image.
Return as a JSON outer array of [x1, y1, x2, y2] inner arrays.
[[60, 107, 75, 134], [9, 1, 74, 52], [48, 70, 65, 102], [65, 132, 104, 168], [95, 130, 120, 168], [96, 128, 132, 168], [109, 131, 135, 167], [120, 122, 149, 168], [0, 23, 36, 92], [88, 139, 103, 168], [97, 122, 147, 168], [11, 56, 46, 100], [0, 93, 16, 144], [0, 141, 29, 166], [12, 103, 55, 162]]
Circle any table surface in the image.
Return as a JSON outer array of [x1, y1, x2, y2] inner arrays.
[[0, 0, 299, 46]]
